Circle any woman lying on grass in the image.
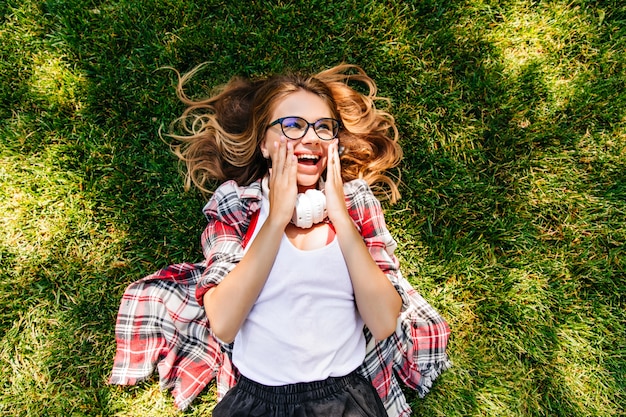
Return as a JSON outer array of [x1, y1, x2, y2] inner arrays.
[[110, 63, 451, 417]]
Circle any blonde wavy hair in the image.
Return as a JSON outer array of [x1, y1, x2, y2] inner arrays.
[[166, 63, 402, 202]]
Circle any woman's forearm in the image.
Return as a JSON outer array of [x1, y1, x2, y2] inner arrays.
[[333, 216, 402, 340], [203, 217, 285, 343]]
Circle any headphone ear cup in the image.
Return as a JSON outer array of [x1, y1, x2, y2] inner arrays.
[[305, 189, 327, 225], [292, 193, 314, 229], [291, 190, 327, 228]]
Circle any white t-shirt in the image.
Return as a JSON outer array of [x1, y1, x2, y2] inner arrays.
[[232, 197, 366, 385]]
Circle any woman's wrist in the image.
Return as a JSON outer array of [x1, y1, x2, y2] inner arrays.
[[329, 213, 357, 238], [260, 214, 290, 238]]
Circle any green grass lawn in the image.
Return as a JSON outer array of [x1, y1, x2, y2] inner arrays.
[[1, 0, 624, 415]]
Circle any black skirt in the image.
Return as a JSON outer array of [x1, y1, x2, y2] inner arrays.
[[212, 371, 388, 417]]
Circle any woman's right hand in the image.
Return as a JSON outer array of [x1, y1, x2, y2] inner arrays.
[[266, 136, 298, 229]]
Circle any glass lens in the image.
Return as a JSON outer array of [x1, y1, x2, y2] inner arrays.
[[277, 117, 338, 140], [314, 118, 338, 140], [281, 117, 307, 139]]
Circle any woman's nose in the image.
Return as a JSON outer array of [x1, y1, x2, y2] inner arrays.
[[300, 127, 321, 144]]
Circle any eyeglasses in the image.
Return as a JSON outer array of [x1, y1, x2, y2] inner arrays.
[[268, 116, 341, 141]]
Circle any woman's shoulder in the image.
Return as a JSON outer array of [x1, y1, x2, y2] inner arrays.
[[203, 179, 263, 224], [342, 178, 371, 197], [343, 179, 380, 209]]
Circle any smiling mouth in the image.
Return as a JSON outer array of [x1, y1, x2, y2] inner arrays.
[[297, 154, 320, 166]]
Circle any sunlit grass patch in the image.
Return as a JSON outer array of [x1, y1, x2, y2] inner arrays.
[[108, 382, 218, 417], [109, 382, 180, 416], [0, 147, 125, 273], [1, 303, 59, 410], [28, 52, 87, 113], [552, 319, 618, 416]]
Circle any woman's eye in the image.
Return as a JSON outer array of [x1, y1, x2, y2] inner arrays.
[[283, 118, 305, 129]]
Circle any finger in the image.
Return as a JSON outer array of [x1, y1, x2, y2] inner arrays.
[[328, 142, 341, 181], [270, 137, 287, 179], [286, 141, 297, 178], [326, 143, 335, 182]]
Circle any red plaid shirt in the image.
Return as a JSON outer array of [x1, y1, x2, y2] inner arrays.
[[110, 179, 450, 416]]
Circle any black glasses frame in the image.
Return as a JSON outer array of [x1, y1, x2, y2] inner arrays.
[[268, 117, 341, 140]]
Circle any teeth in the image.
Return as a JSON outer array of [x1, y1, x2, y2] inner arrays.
[[297, 155, 319, 161]]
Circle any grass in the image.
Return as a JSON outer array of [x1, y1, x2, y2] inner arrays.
[[1, 0, 624, 415]]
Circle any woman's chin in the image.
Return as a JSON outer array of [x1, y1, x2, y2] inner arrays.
[[296, 160, 327, 190], [296, 173, 322, 191]]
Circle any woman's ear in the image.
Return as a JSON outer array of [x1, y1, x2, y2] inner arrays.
[[260, 143, 269, 159], [260, 140, 271, 159]]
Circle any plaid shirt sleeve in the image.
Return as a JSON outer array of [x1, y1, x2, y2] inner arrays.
[[108, 262, 238, 409], [110, 181, 260, 409], [195, 180, 262, 305]]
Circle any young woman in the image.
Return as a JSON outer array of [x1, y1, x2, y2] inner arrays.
[[110, 64, 451, 417]]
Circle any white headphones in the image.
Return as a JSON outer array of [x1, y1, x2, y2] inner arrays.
[[261, 176, 327, 229]]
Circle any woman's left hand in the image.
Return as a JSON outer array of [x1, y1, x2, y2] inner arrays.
[[325, 142, 349, 224]]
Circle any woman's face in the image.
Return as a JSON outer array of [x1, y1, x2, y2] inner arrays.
[[262, 89, 338, 192]]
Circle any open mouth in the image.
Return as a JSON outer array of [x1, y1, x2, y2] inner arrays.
[[297, 154, 320, 166]]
